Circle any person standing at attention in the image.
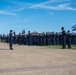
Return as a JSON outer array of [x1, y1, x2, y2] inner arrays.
[[61, 27, 66, 49], [9, 30, 14, 50]]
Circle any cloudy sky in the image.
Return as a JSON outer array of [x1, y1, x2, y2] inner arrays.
[[0, 0, 76, 34]]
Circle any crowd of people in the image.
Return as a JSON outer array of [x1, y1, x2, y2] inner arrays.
[[0, 27, 76, 50]]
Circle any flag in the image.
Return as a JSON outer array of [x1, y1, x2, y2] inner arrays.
[[72, 29, 75, 31], [72, 24, 76, 31], [22, 29, 25, 34]]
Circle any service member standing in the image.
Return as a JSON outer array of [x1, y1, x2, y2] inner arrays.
[[61, 27, 66, 49], [67, 30, 71, 48], [9, 30, 14, 50], [13, 31, 16, 44], [27, 31, 32, 45]]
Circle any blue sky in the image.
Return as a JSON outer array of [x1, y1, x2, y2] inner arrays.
[[0, 0, 76, 34]]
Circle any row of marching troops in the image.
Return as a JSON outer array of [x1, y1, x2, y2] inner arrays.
[[0, 30, 76, 47]]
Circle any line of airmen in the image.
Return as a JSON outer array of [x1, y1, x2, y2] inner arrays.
[[0, 28, 76, 49]]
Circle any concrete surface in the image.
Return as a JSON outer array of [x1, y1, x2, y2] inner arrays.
[[0, 43, 76, 75]]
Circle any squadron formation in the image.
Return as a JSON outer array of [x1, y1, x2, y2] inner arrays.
[[0, 27, 76, 50]]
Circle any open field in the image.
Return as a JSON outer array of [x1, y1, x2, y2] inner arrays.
[[44, 45, 76, 49], [0, 43, 76, 75]]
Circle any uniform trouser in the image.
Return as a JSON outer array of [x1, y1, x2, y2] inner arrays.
[[14, 38, 16, 44], [68, 38, 71, 48], [75, 38, 76, 44], [52, 39, 55, 45], [9, 41, 13, 49], [39, 39, 42, 45], [72, 38, 75, 45], [56, 38, 59, 45], [28, 38, 32, 45], [48, 39, 51, 45], [43, 39, 46, 45], [62, 36, 66, 48]]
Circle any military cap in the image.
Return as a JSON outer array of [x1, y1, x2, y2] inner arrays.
[[67, 30, 70, 32], [61, 27, 64, 30], [10, 30, 13, 32]]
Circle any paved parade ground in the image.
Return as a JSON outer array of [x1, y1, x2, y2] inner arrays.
[[0, 43, 76, 75]]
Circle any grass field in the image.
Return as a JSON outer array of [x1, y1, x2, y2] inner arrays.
[[72, 45, 76, 49], [45, 45, 76, 50], [0, 40, 76, 49]]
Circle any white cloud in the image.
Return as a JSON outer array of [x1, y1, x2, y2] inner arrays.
[[29, 1, 76, 11], [13, 6, 26, 11], [0, 10, 16, 15], [58, 3, 70, 8], [49, 0, 70, 3], [66, 7, 76, 11], [1, 0, 76, 12], [10, 1, 32, 11]]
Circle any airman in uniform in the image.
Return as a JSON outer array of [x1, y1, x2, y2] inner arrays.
[[67, 30, 71, 48], [61, 27, 66, 49], [9, 30, 14, 50]]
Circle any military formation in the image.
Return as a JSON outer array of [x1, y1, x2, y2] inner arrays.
[[0, 27, 76, 50]]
